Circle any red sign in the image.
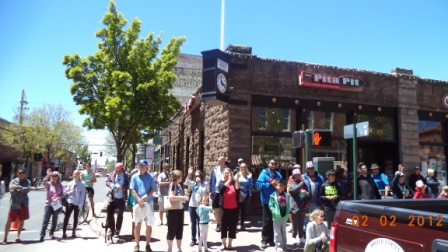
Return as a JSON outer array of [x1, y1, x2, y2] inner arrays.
[[299, 71, 365, 92]]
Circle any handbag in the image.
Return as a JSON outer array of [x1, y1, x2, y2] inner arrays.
[[163, 196, 181, 210], [61, 194, 69, 207]]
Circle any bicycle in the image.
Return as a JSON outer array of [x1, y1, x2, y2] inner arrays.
[[47, 208, 66, 231], [78, 195, 90, 225]]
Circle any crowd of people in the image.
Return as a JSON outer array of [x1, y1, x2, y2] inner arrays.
[[1, 158, 447, 252]]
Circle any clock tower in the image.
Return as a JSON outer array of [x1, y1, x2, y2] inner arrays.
[[200, 49, 231, 105]]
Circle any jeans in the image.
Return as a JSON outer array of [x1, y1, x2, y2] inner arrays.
[[40, 205, 61, 236], [189, 206, 199, 242], [63, 203, 79, 235], [239, 197, 249, 226], [261, 203, 274, 243]]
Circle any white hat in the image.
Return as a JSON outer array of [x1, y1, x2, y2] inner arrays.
[[293, 164, 301, 169], [238, 158, 244, 163]]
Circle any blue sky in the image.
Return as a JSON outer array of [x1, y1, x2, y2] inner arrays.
[[1, 0, 447, 152]]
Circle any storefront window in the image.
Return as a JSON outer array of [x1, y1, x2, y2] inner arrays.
[[418, 120, 447, 185], [306, 111, 346, 138], [251, 135, 296, 169], [252, 107, 291, 133], [306, 111, 347, 167], [357, 114, 395, 141]]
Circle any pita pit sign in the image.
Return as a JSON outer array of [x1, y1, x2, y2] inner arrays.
[[299, 71, 365, 92]]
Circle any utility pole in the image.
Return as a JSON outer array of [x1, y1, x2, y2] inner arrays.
[[19, 89, 28, 124], [220, 0, 225, 51]]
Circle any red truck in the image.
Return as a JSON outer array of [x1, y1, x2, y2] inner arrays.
[[330, 199, 448, 252]]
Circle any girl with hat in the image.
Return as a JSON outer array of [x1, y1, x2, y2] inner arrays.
[[288, 167, 308, 245], [413, 180, 430, 199]]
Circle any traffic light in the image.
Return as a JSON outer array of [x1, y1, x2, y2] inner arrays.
[[312, 130, 332, 146], [100, 152, 103, 157], [292, 131, 304, 148]]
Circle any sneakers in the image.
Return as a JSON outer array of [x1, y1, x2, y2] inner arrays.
[[219, 245, 226, 251], [215, 224, 221, 232], [293, 236, 300, 245], [261, 241, 268, 249], [145, 244, 152, 252], [114, 229, 120, 238], [275, 248, 284, 252], [134, 245, 140, 252], [190, 241, 196, 246], [300, 237, 306, 244], [240, 224, 246, 231]]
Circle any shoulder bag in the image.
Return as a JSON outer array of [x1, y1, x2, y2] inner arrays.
[[163, 195, 181, 210]]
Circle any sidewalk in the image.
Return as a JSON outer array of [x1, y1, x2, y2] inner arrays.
[[89, 194, 305, 252]]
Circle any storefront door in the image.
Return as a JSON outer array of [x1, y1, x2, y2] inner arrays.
[[358, 142, 398, 179]]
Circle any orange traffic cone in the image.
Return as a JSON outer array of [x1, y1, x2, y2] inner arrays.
[[10, 217, 21, 231]]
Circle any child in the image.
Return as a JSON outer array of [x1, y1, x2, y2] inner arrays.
[[196, 194, 213, 252], [269, 179, 290, 252], [319, 169, 343, 228]]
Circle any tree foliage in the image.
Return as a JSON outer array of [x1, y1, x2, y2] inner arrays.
[[63, 1, 185, 162], [2, 104, 86, 171]]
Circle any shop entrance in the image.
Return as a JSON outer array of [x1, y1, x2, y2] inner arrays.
[[358, 142, 398, 179]]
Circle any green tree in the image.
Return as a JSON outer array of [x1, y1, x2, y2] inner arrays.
[[63, 1, 184, 162], [73, 144, 92, 164]]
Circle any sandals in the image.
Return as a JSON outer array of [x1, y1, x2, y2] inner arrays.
[[1, 241, 7, 245], [15, 238, 22, 243]]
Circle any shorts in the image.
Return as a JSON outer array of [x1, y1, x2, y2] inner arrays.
[[212, 193, 221, 209], [132, 201, 154, 226], [8, 205, 30, 221], [86, 187, 95, 198], [159, 194, 166, 211]]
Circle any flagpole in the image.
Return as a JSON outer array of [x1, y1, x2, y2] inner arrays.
[[220, 0, 225, 51]]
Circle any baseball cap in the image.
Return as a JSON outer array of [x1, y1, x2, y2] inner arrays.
[[238, 158, 244, 163], [162, 162, 171, 167], [293, 164, 301, 169], [115, 162, 124, 170], [292, 168, 301, 175], [306, 161, 314, 169], [139, 159, 148, 165]]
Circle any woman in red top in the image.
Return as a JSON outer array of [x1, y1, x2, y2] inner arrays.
[[218, 168, 240, 251], [413, 180, 430, 199]]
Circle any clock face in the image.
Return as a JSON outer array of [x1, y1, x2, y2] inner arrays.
[[217, 73, 227, 94]]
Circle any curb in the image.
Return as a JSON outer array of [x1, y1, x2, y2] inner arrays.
[[89, 201, 109, 238]]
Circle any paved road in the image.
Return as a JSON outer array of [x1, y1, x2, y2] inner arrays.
[[1, 177, 306, 252], [0, 177, 109, 244]]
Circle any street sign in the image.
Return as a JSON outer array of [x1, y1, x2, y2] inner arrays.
[[344, 121, 369, 139]]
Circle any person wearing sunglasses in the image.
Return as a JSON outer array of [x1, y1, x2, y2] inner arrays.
[[39, 169, 64, 241], [304, 209, 329, 252], [184, 166, 208, 247], [2, 168, 31, 244]]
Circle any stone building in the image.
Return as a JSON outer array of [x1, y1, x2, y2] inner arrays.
[[162, 45, 448, 195]]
